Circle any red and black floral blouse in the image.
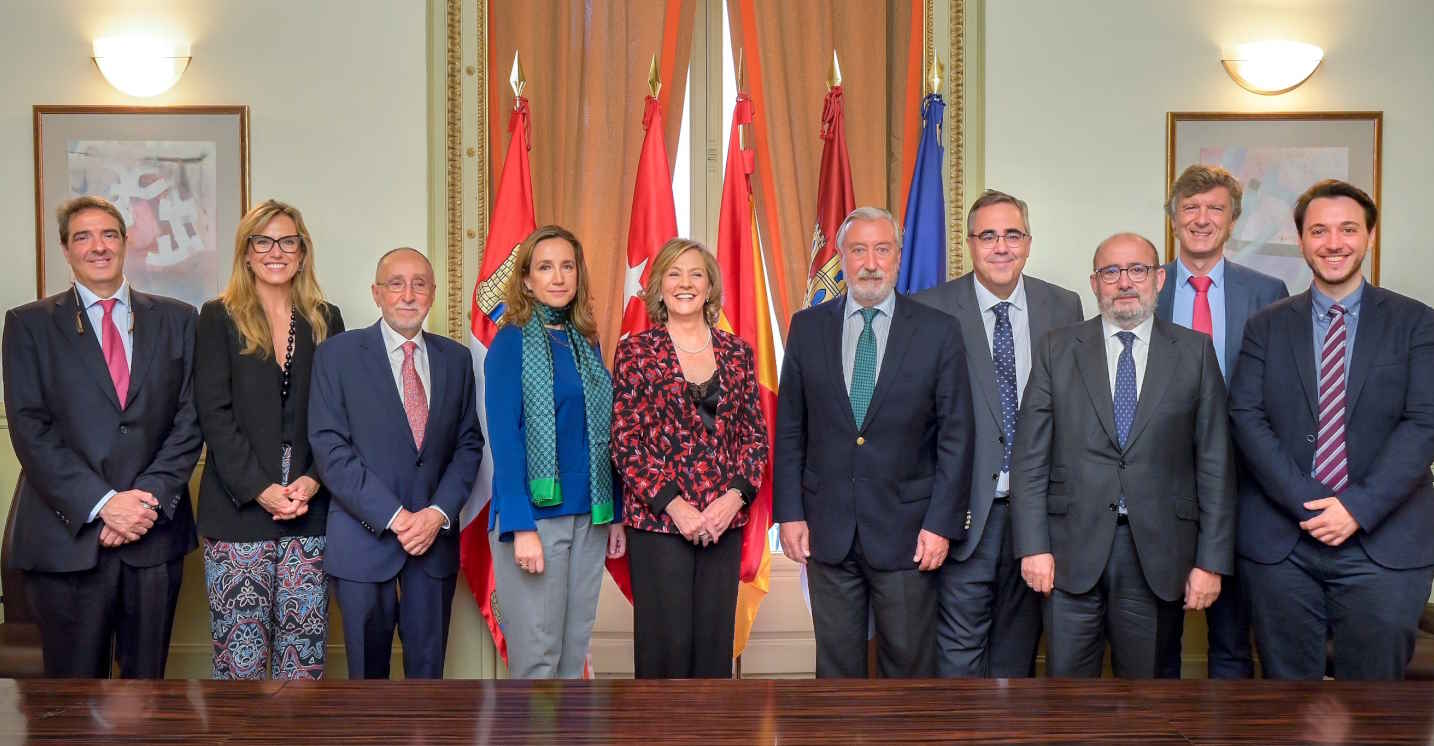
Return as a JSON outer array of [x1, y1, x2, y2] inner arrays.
[[611, 327, 769, 535]]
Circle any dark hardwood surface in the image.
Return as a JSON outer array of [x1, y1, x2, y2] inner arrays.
[[4, 678, 1433, 744]]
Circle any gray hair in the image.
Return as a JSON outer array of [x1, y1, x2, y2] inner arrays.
[[834, 206, 903, 252], [967, 189, 1031, 234]]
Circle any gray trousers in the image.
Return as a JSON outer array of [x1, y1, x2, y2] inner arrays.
[[937, 500, 1042, 677], [490, 513, 607, 678]]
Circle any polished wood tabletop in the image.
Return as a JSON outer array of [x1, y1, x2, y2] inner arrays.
[[3, 677, 1431, 744]]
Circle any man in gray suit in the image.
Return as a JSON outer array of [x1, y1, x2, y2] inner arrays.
[[1012, 232, 1235, 678], [914, 190, 1082, 677], [1155, 165, 1288, 678]]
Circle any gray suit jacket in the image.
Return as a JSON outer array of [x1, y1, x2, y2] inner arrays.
[[914, 273, 1083, 561], [1010, 317, 1235, 602], [1155, 258, 1289, 383]]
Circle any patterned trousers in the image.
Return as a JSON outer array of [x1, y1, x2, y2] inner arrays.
[[204, 536, 329, 680]]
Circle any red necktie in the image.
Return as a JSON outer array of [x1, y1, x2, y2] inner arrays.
[[401, 341, 428, 450], [99, 299, 130, 409], [1189, 275, 1213, 337], [1314, 305, 1349, 493]]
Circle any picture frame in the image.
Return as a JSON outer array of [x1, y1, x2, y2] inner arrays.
[[1165, 111, 1382, 289], [33, 105, 250, 308]]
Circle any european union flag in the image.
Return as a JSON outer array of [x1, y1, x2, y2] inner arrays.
[[897, 93, 945, 294]]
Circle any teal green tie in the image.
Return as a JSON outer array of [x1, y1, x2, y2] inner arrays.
[[850, 307, 879, 426]]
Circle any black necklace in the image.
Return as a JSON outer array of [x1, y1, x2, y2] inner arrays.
[[279, 306, 297, 401]]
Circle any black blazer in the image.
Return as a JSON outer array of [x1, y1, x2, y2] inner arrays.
[[1229, 285, 1434, 569], [194, 299, 344, 542], [3, 288, 202, 572], [773, 293, 974, 571]]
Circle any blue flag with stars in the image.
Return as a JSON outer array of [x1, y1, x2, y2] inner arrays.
[[896, 93, 945, 294]]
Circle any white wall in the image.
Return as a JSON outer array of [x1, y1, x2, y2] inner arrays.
[[985, 0, 1434, 311], [0, 0, 428, 349]]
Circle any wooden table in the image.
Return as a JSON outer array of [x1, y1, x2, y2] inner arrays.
[[3, 678, 1431, 744]]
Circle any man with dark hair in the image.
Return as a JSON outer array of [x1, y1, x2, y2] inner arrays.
[[3, 195, 202, 677], [1156, 164, 1288, 678], [1231, 179, 1434, 680]]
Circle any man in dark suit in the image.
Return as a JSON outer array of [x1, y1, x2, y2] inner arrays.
[[1230, 180, 1434, 680], [914, 189, 1082, 677], [3, 195, 202, 677], [309, 247, 484, 679], [775, 206, 974, 678], [1012, 232, 1234, 678], [1155, 165, 1288, 678]]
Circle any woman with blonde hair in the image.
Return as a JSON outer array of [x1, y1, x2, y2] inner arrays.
[[194, 199, 344, 679], [611, 237, 768, 678], [486, 224, 625, 678]]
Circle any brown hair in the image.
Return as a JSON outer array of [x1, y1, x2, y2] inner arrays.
[[220, 199, 331, 358], [1293, 179, 1378, 234], [644, 238, 723, 326], [967, 189, 1031, 233], [499, 225, 599, 344], [57, 195, 127, 245], [1167, 165, 1244, 222]]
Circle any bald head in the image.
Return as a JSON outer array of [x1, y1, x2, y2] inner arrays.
[[1093, 232, 1159, 270], [375, 246, 432, 283], [372, 246, 435, 338]]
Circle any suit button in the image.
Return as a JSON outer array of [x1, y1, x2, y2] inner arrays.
[[119, 425, 128, 434], [991, 473, 999, 481], [1305, 434, 1316, 443], [856, 436, 865, 446], [998, 435, 1005, 444], [1108, 503, 1117, 511], [416, 458, 424, 467], [1118, 460, 1127, 469]]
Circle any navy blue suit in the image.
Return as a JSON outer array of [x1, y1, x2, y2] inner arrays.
[[1230, 284, 1434, 679], [309, 322, 484, 678], [1155, 258, 1288, 678]]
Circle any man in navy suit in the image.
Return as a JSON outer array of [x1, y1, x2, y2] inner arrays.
[[3, 196, 202, 677], [309, 247, 484, 679], [1231, 180, 1434, 680], [1155, 165, 1288, 678], [775, 206, 974, 678]]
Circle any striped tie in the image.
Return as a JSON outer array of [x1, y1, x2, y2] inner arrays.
[[1313, 304, 1349, 492]]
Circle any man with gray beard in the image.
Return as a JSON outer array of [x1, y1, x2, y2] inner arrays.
[[1010, 232, 1234, 677]]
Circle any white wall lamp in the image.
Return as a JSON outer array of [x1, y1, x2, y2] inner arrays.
[[92, 36, 192, 97], [1221, 41, 1324, 95]]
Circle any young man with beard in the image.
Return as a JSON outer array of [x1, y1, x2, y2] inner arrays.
[[1230, 180, 1434, 680]]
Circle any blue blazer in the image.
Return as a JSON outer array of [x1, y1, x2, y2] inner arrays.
[[1156, 258, 1289, 384], [309, 322, 485, 583], [1229, 285, 1434, 569]]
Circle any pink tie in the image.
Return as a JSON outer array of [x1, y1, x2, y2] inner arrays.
[[1189, 275, 1213, 337], [99, 299, 130, 409], [1313, 305, 1349, 493], [401, 341, 428, 450]]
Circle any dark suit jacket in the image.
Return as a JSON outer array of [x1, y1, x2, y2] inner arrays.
[[308, 322, 484, 583], [194, 299, 345, 542], [1010, 317, 1235, 602], [3, 288, 202, 572], [1156, 258, 1289, 384], [1229, 285, 1434, 569], [773, 293, 974, 571], [914, 273, 1083, 562]]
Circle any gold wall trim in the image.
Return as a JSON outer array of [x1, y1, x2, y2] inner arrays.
[[473, 0, 490, 286], [443, 0, 465, 340], [945, 0, 965, 279]]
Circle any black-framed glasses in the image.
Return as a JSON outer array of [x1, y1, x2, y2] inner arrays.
[[380, 277, 433, 296], [1093, 264, 1156, 284], [249, 234, 304, 254], [968, 229, 1029, 248]]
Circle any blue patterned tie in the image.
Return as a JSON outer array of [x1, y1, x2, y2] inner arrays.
[[1113, 331, 1138, 514], [850, 307, 880, 426], [992, 302, 1018, 473]]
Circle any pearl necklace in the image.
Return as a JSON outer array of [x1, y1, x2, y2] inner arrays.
[[669, 328, 712, 355]]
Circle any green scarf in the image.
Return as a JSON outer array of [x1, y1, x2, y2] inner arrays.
[[519, 303, 614, 524]]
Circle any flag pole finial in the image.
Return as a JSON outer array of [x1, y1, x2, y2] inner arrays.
[[827, 50, 842, 90], [736, 48, 745, 91], [648, 54, 662, 99], [509, 51, 526, 100], [926, 56, 943, 96]]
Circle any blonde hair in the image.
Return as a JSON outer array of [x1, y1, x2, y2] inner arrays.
[[499, 225, 599, 344], [644, 238, 723, 326], [220, 199, 331, 358]]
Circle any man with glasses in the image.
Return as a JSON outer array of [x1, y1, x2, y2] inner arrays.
[[1011, 232, 1234, 678], [914, 190, 1082, 677], [1155, 165, 1288, 678], [309, 247, 485, 678]]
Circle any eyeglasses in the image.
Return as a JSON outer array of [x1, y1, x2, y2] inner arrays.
[[1093, 264, 1156, 284], [379, 277, 433, 295], [249, 235, 304, 254], [968, 230, 1029, 248]]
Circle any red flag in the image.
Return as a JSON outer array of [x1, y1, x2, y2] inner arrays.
[[461, 96, 537, 666], [804, 86, 856, 307]]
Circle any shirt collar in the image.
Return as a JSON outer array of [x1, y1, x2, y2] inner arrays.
[[1311, 279, 1365, 318], [1176, 256, 1225, 289], [379, 318, 426, 355], [74, 279, 131, 310], [973, 274, 1027, 314], [1101, 314, 1155, 344], [844, 290, 897, 321]]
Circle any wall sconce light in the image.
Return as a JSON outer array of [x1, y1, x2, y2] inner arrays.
[[92, 37, 192, 97], [1221, 41, 1324, 95]]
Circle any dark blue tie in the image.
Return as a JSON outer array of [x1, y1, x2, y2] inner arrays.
[[1113, 331, 1137, 514], [992, 302, 1018, 473]]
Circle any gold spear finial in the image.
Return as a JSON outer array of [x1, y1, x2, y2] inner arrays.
[[827, 49, 842, 90], [736, 48, 745, 91], [648, 54, 662, 99], [926, 56, 943, 96], [509, 51, 526, 99]]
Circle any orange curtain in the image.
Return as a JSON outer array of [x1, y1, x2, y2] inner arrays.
[[729, 0, 918, 330], [489, 0, 695, 357]]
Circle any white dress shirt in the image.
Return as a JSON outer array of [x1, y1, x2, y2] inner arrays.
[[1101, 315, 1154, 399], [378, 320, 447, 530], [77, 280, 132, 523], [973, 276, 1031, 497]]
